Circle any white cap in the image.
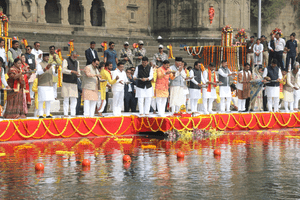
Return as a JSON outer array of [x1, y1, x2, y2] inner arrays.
[[124, 41, 129, 45], [138, 40, 144, 45], [158, 44, 163, 49]]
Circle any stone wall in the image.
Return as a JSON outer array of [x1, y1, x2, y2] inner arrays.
[[151, 0, 251, 46], [4, 0, 150, 37], [250, 1, 300, 40]]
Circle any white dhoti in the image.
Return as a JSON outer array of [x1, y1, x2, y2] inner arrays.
[[189, 88, 201, 113], [156, 97, 167, 117], [84, 100, 97, 117], [38, 86, 55, 102], [294, 90, 300, 109], [113, 91, 124, 116], [238, 99, 246, 111], [53, 82, 57, 99], [64, 97, 77, 116], [170, 86, 187, 112], [219, 86, 232, 112], [265, 86, 280, 112], [202, 87, 217, 113], [135, 86, 153, 115], [38, 86, 54, 117]]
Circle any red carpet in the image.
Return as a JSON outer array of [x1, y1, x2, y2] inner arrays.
[[1, 112, 300, 142]]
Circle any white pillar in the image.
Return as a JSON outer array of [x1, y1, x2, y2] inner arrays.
[[258, 0, 261, 38]]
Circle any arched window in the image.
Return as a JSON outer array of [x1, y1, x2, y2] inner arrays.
[[90, 0, 105, 27], [0, 1, 7, 14], [68, 0, 83, 25], [45, 0, 60, 23]]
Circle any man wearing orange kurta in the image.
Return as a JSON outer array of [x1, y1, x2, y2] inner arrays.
[[155, 60, 172, 117]]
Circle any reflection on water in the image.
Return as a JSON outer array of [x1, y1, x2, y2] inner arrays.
[[1, 129, 300, 199]]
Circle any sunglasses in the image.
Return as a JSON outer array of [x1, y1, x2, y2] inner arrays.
[[26, 49, 30, 51], [124, 44, 129, 46]]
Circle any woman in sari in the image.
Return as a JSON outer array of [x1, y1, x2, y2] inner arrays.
[[21, 54, 32, 104], [249, 65, 264, 111], [4, 58, 31, 119]]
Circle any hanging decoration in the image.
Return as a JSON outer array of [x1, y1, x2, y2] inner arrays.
[[167, 44, 175, 59], [270, 28, 284, 37], [208, 4, 215, 24], [21, 38, 28, 48], [0, 10, 9, 37], [234, 28, 248, 43], [101, 41, 107, 57], [67, 39, 75, 57], [56, 48, 63, 87], [221, 25, 233, 46]]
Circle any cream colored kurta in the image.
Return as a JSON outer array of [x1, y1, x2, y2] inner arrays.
[[82, 65, 99, 101], [61, 59, 80, 98]]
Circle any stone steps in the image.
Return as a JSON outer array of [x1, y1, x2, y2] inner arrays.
[[11, 33, 199, 116]]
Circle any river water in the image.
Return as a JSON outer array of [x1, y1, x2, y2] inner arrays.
[[1, 129, 300, 199]]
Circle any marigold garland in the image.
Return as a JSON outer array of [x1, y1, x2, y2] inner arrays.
[[1, 113, 300, 141]]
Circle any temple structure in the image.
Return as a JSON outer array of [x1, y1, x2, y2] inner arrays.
[[0, 0, 250, 45], [1, 0, 299, 45]]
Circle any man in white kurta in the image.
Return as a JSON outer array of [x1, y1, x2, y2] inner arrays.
[[169, 57, 187, 113], [134, 57, 154, 115], [283, 66, 298, 112], [202, 63, 218, 114], [32, 42, 43, 64], [0, 57, 9, 106], [188, 61, 204, 113], [112, 63, 126, 116], [263, 59, 283, 112], [218, 60, 236, 112], [61, 51, 81, 117], [36, 53, 58, 118], [293, 62, 300, 110]]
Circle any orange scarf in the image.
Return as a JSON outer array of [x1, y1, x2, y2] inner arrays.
[[207, 68, 216, 92]]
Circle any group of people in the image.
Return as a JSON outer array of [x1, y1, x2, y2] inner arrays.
[[0, 36, 299, 119]]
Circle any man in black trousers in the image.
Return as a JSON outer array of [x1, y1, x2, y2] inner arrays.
[[124, 68, 137, 112]]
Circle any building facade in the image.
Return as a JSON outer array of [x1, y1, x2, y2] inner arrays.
[[2, 0, 298, 45]]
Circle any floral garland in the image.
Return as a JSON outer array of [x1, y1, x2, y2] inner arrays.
[[0, 11, 8, 37], [209, 6, 215, 24], [235, 28, 248, 42], [270, 28, 283, 37], [1, 113, 300, 141], [101, 41, 107, 57]]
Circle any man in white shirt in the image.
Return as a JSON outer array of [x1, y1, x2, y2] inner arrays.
[[202, 63, 218, 114], [218, 60, 237, 113], [36, 53, 58, 118], [263, 59, 283, 112], [293, 62, 300, 110], [112, 62, 125, 116], [274, 33, 286, 71], [188, 61, 204, 113], [0, 57, 9, 106], [0, 38, 7, 68], [133, 57, 154, 116], [32, 42, 43, 64], [169, 57, 187, 113]]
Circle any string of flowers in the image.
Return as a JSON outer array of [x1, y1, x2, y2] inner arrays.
[[235, 28, 248, 43], [270, 28, 283, 37]]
